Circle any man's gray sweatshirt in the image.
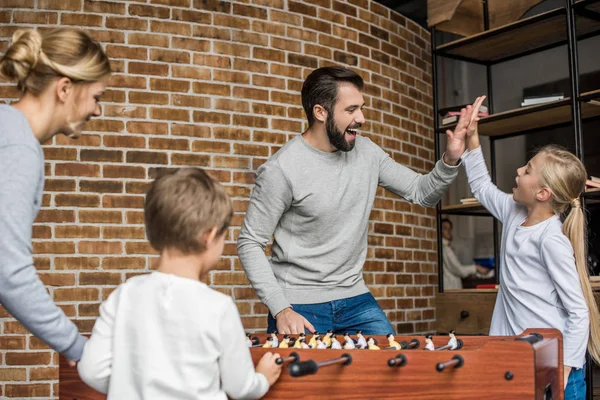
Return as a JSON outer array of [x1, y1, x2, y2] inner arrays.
[[0, 105, 86, 361], [237, 134, 459, 316]]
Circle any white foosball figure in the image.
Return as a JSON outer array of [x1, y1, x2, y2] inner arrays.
[[246, 333, 253, 348], [343, 332, 355, 349], [316, 338, 327, 349], [270, 332, 279, 348], [448, 330, 458, 350], [356, 331, 367, 349], [330, 334, 342, 349], [425, 335, 435, 351]]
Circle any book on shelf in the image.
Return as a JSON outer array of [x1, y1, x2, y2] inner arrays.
[[586, 177, 600, 189], [520, 94, 564, 107], [589, 99, 600, 107], [460, 197, 478, 204], [441, 115, 458, 125]]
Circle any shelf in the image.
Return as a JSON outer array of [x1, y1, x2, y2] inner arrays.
[[576, 0, 600, 14], [441, 202, 490, 216], [437, 90, 600, 139], [435, 6, 600, 64], [585, 187, 600, 205]]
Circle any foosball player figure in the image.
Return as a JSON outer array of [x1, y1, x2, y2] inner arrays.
[[356, 330, 368, 349], [330, 334, 342, 349], [323, 330, 333, 347], [386, 333, 401, 350], [343, 332, 356, 350], [262, 337, 274, 348], [424, 335, 435, 351], [293, 337, 305, 349], [308, 332, 319, 348], [279, 335, 291, 348], [270, 332, 279, 348], [448, 330, 459, 350], [367, 337, 380, 350], [246, 333, 253, 348], [316, 337, 327, 349]]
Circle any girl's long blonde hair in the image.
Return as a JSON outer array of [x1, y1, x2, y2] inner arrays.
[[0, 27, 110, 95], [539, 144, 600, 363]]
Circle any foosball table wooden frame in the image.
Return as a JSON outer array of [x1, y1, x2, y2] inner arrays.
[[59, 328, 563, 400]]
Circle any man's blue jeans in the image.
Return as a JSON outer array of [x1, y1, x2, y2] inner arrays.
[[564, 365, 586, 400], [267, 292, 395, 335]]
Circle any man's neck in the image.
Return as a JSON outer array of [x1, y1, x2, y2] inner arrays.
[[302, 125, 336, 152]]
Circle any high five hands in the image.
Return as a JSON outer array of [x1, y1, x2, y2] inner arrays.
[[443, 95, 487, 165]]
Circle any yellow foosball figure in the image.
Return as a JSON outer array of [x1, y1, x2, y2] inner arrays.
[[367, 337, 380, 350], [387, 333, 401, 350]]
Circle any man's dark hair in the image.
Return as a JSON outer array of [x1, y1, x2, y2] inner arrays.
[[301, 66, 364, 126]]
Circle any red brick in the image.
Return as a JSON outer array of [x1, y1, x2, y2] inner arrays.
[[103, 257, 146, 270], [193, 111, 231, 125], [213, 127, 251, 141], [125, 242, 158, 255], [192, 0, 231, 13], [212, 156, 249, 169], [103, 165, 146, 179], [172, 124, 211, 138], [127, 151, 169, 165], [192, 26, 231, 41], [61, 12, 102, 26], [151, 108, 190, 122], [172, 8, 211, 23], [80, 272, 122, 285], [171, 37, 210, 52], [13, 11, 58, 24], [79, 210, 122, 224], [84, 0, 125, 14], [109, 74, 147, 88], [150, 78, 190, 93], [78, 241, 123, 254], [106, 17, 148, 31], [34, 210, 75, 224], [149, 138, 189, 151], [128, 62, 169, 76], [0, 337, 26, 350], [150, 49, 190, 64], [5, 352, 52, 366], [193, 82, 230, 96], [128, 33, 169, 48], [233, 3, 267, 19], [104, 135, 146, 149], [232, 87, 268, 101], [214, 42, 250, 57], [79, 180, 123, 193], [127, 121, 168, 135], [215, 99, 249, 113], [129, 3, 170, 19], [38, 0, 81, 10], [55, 225, 100, 238], [102, 226, 145, 239], [129, 91, 169, 105], [171, 153, 211, 166], [172, 94, 211, 109], [38, 273, 76, 286], [232, 58, 268, 74], [151, 20, 191, 36], [55, 257, 100, 270]]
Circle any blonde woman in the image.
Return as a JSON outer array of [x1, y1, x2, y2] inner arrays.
[[0, 28, 110, 364], [463, 96, 600, 398]]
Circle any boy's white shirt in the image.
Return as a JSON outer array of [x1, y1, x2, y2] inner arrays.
[[463, 146, 589, 368], [78, 271, 269, 399]]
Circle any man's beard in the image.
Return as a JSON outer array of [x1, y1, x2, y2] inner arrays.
[[326, 112, 356, 152]]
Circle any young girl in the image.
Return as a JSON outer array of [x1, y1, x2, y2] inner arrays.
[[0, 27, 110, 364], [461, 96, 600, 398]]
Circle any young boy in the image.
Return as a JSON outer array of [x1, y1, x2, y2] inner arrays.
[[78, 168, 282, 399]]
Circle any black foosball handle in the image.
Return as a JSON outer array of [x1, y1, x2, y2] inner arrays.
[[289, 353, 353, 377], [276, 352, 300, 365], [400, 338, 420, 349], [387, 353, 407, 367], [436, 355, 464, 372]]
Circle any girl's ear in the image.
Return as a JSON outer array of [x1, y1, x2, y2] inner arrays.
[[536, 186, 552, 202], [55, 77, 72, 104]]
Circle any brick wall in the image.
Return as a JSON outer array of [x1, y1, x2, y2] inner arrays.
[[0, 0, 434, 398]]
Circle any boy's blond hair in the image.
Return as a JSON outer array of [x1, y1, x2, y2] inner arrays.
[[144, 168, 233, 254]]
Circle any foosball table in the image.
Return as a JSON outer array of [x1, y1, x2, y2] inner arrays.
[[59, 328, 563, 400]]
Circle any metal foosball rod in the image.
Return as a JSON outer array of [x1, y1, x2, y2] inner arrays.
[[289, 353, 353, 377], [436, 355, 464, 372], [387, 353, 407, 368], [276, 352, 300, 365], [399, 338, 420, 349], [434, 339, 464, 351]]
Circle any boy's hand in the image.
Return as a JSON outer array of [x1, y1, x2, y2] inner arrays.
[[256, 352, 282, 386]]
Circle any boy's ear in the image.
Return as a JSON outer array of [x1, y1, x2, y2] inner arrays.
[[536, 186, 552, 202], [204, 227, 219, 244]]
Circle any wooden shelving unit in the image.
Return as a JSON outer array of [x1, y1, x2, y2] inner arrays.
[[440, 202, 490, 216], [435, 7, 600, 64]]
